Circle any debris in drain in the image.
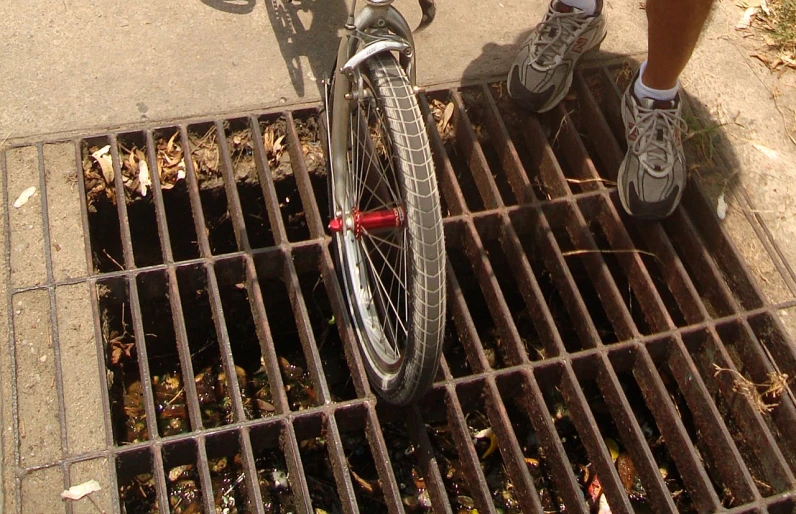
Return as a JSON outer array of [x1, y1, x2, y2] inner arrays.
[[83, 144, 116, 207], [155, 132, 188, 189], [713, 363, 791, 414], [83, 131, 189, 209], [299, 436, 344, 513], [255, 448, 296, 513], [190, 126, 222, 182], [119, 472, 158, 513], [122, 379, 148, 444], [166, 463, 202, 513], [153, 372, 188, 436], [424, 420, 480, 511], [340, 431, 387, 511], [429, 98, 455, 142], [379, 421, 433, 512], [279, 356, 317, 411], [467, 411, 521, 512]]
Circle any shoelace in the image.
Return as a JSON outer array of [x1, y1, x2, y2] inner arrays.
[[531, 8, 586, 68], [630, 103, 688, 178]]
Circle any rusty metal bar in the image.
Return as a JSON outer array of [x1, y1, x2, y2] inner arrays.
[[451, 89, 502, 210], [460, 219, 527, 365], [480, 84, 536, 204], [179, 125, 214, 258], [250, 115, 291, 246], [215, 120, 251, 251], [481, 376, 545, 511], [285, 111, 325, 240], [418, 94, 467, 216], [632, 344, 724, 511]]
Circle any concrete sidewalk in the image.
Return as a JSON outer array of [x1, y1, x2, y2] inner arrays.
[[2, 0, 796, 512], [0, 0, 650, 142]]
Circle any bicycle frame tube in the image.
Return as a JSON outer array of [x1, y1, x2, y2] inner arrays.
[[329, 1, 417, 215]]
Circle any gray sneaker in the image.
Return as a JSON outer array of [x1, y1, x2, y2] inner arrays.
[[508, 0, 607, 113], [617, 71, 688, 220]]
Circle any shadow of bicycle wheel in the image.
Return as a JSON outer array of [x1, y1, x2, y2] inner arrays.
[[200, 0, 256, 15]]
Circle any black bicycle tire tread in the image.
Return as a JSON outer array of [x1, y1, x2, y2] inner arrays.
[[362, 53, 446, 405]]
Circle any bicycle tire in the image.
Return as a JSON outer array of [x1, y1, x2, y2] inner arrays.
[[329, 52, 445, 405]]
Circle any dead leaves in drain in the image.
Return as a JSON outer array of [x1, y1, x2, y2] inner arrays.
[[83, 131, 189, 208], [430, 99, 455, 142]]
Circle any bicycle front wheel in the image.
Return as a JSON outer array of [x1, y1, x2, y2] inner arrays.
[[329, 53, 445, 405]]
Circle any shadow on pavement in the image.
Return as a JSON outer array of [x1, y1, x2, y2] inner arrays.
[[200, 0, 257, 15], [264, 0, 348, 98]]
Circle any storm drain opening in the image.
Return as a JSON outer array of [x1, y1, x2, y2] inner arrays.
[[5, 62, 796, 514]]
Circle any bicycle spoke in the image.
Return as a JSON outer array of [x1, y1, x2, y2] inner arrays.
[[365, 230, 404, 252], [354, 99, 401, 211], [363, 231, 408, 293], [360, 236, 408, 340]]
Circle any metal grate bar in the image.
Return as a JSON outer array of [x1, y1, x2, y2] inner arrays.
[[165, 266, 204, 431], [319, 244, 372, 397], [592, 351, 680, 512], [667, 335, 760, 502], [527, 205, 604, 349], [558, 363, 636, 514], [249, 116, 291, 246], [285, 111, 326, 240], [460, 219, 527, 365], [632, 344, 724, 510], [444, 252, 492, 373], [418, 94, 467, 216], [450, 89, 503, 209], [483, 376, 545, 510], [519, 368, 591, 513], [179, 125, 215, 258], [143, 130, 176, 264], [215, 120, 251, 252]]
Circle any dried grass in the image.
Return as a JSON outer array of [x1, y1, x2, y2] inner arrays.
[[713, 363, 791, 413]]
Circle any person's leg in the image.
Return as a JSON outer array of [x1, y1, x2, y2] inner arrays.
[[617, 0, 715, 220], [643, 0, 714, 90]]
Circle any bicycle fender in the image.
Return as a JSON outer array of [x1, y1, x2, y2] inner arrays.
[[341, 41, 410, 74]]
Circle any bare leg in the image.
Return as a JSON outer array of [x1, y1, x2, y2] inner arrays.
[[643, 0, 714, 90]]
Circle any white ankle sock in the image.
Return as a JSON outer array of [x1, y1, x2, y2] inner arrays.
[[634, 60, 680, 101], [560, 0, 597, 15]]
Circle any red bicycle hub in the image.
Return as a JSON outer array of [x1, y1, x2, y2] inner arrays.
[[329, 207, 405, 237]]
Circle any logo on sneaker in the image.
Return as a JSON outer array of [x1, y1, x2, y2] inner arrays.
[[572, 37, 588, 54]]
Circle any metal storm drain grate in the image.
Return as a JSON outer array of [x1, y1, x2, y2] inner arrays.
[[3, 63, 796, 514]]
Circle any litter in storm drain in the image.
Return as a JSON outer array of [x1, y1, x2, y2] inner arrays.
[[23, 64, 794, 513]]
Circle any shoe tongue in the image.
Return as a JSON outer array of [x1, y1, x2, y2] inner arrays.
[[552, 1, 575, 13]]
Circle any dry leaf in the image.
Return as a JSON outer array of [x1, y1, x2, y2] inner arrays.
[[473, 427, 499, 459], [61, 479, 101, 501], [717, 193, 728, 220], [441, 102, 454, 131], [273, 135, 285, 155], [92, 145, 114, 184], [13, 186, 36, 208], [350, 468, 377, 494], [736, 6, 759, 29], [139, 159, 151, 197]]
